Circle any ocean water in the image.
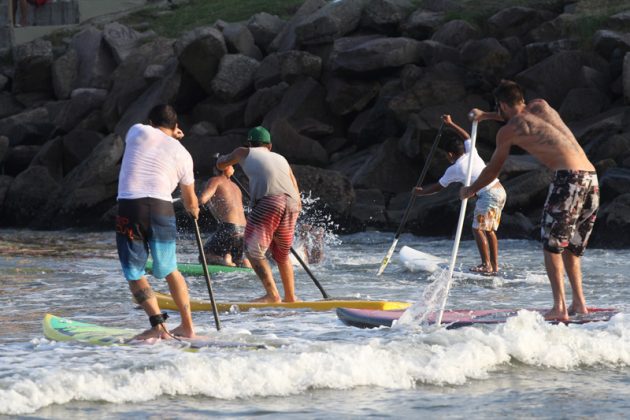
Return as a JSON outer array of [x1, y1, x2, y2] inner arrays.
[[1, 228, 629, 418]]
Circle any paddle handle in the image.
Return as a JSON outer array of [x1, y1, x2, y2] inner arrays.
[[192, 218, 222, 331], [436, 121, 478, 325], [376, 122, 445, 275]]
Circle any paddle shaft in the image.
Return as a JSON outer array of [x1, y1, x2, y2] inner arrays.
[[229, 174, 330, 299], [436, 121, 478, 325], [192, 218, 222, 331], [376, 122, 445, 276]]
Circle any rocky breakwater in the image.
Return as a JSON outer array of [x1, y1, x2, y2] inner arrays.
[[0, 0, 629, 247]]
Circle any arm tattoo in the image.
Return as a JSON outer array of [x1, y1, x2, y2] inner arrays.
[[133, 287, 155, 304]]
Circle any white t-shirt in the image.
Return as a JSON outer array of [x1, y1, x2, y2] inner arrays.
[[438, 139, 498, 191], [117, 124, 194, 202]]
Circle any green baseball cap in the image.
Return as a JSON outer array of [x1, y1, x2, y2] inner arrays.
[[247, 126, 271, 144]]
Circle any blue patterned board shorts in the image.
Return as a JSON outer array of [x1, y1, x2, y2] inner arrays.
[[116, 198, 178, 280], [473, 184, 507, 231], [541, 170, 599, 256]]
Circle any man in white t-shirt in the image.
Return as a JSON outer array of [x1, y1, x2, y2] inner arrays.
[[414, 115, 507, 275], [116, 104, 199, 340]]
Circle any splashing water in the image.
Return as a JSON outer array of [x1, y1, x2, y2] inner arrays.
[[395, 268, 453, 329]]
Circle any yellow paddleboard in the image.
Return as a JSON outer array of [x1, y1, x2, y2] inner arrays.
[[154, 292, 411, 312]]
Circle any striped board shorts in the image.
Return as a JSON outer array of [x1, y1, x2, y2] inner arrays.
[[244, 194, 300, 263]]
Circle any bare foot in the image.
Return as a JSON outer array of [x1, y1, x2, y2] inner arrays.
[[544, 308, 569, 322], [251, 294, 281, 303], [131, 326, 171, 341], [470, 264, 492, 273], [283, 295, 301, 303], [170, 324, 196, 339], [568, 303, 588, 316]]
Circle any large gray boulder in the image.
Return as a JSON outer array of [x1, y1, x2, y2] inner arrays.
[[559, 88, 609, 123], [588, 132, 630, 164], [360, 0, 414, 34], [35, 133, 124, 228], [211, 54, 260, 102], [265, 118, 328, 166], [51, 49, 79, 100], [53, 88, 108, 133], [330, 36, 423, 72], [0, 107, 50, 146], [222, 23, 263, 60], [254, 50, 322, 89], [102, 37, 175, 132], [2, 165, 60, 226], [431, 19, 481, 47], [268, 0, 327, 52], [350, 137, 422, 193], [516, 50, 609, 109], [350, 188, 387, 225], [292, 164, 354, 217], [12, 39, 53, 94], [246, 12, 286, 53], [624, 52, 630, 104], [600, 167, 630, 200], [591, 193, 630, 248], [460, 37, 511, 76], [113, 57, 188, 138], [592, 29, 630, 60], [0, 175, 12, 211], [0, 136, 9, 165], [181, 132, 245, 177], [294, 0, 365, 45], [0, 93, 24, 120], [174, 27, 227, 95], [70, 26, 117, 90], [102, 22, 144, 64], [324, 76, 380, 116], [487, 6, 556, 40], [503, 169, 554, 213], [399, 9, 443, 40], [244, 82, 288, 126], [192, 97, 247, 132]]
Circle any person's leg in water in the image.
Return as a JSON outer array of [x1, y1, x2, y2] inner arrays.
[[129, 277, 172, 340], [486, 229, 499, 273], [543, 250, 569, 321], [563, 251, 587, 315], [165, 270, 196, 338], [248, 255, 281, 303], [471, 227, 492, 272]]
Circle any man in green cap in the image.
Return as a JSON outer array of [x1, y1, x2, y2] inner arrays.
[[217, 126, 302, 303]]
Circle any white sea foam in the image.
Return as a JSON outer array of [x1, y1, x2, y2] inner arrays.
[[3, 312, 629, 415]]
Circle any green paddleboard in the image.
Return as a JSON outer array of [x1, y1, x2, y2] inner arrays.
[[43, 314, 267, 349], [145, 260, 252, 277]]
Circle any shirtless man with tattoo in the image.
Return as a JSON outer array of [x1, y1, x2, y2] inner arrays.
[[460, 80, 599, 321]]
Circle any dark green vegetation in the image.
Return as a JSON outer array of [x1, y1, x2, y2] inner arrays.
[[122, 0, 306, 38], [436, 0, 629, 47]]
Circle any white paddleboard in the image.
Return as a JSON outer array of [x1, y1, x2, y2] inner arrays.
[[399, 246, 490, 280]]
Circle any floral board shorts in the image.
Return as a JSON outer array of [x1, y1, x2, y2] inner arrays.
[[472, 184, 507, 231], [541, 170, 599, 256]]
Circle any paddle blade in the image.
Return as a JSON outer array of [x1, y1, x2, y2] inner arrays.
[[376, 239, 398, 276]]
